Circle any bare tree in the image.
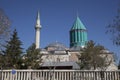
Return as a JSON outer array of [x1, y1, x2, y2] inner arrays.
[[106, 4, 120, 46], [0, 8, 11, 48]]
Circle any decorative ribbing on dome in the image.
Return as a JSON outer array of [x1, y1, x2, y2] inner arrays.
[[70, 16, 87, 48], [71, 17, 86, 30]]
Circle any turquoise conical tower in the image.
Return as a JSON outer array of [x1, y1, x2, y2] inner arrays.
[[70, 16, 87, 48]]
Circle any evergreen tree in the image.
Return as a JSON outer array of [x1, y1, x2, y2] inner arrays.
[[118, 60, 120, 69], [3, 29, 23, 69], [78, 40, 113, 70], [23, 43, 42, 69], [0, 53, 4, 68]]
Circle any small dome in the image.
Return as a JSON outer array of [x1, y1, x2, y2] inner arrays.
[[46, 42, 67, 51]]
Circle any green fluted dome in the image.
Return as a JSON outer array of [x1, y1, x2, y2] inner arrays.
[[71, 17, 86, 30], [70, 16, 87, 48]]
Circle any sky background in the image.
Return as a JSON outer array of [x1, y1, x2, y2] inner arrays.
[[0, 0, 120, 60]]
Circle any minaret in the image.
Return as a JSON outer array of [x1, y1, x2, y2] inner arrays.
[[35, 11, 41, 49], [70, 16, 87, 48]]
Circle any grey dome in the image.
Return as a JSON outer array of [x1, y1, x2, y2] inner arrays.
[[46, 42, 67, 50]]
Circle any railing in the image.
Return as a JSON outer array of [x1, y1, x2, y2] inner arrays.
[[0, 70, 120, 80]]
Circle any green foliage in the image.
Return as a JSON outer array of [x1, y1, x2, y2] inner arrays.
[[2, 29, 23, 69], [23, 43, 42, 69], [0, 53, 4, 68], [78, 40, 112, 70]]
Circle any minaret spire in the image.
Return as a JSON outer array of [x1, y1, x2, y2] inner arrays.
[[35, 11, 41, 49], [36, 11, 41, 28]]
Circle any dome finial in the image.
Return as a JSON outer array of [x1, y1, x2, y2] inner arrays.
[[76, 10, 79, 19], [37, 11, 40, 20]]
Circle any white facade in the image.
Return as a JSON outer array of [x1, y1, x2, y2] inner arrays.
[[40, 48, 118, 70], [42, 54, 69, 62]]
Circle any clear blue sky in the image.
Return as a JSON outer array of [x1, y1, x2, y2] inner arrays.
[[0, 0, 120, 59]]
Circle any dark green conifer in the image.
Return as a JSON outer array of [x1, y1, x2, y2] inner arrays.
[[23, 43, 42, 69], [118, 60, 120, 69], [3, 29, 23, 69]]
